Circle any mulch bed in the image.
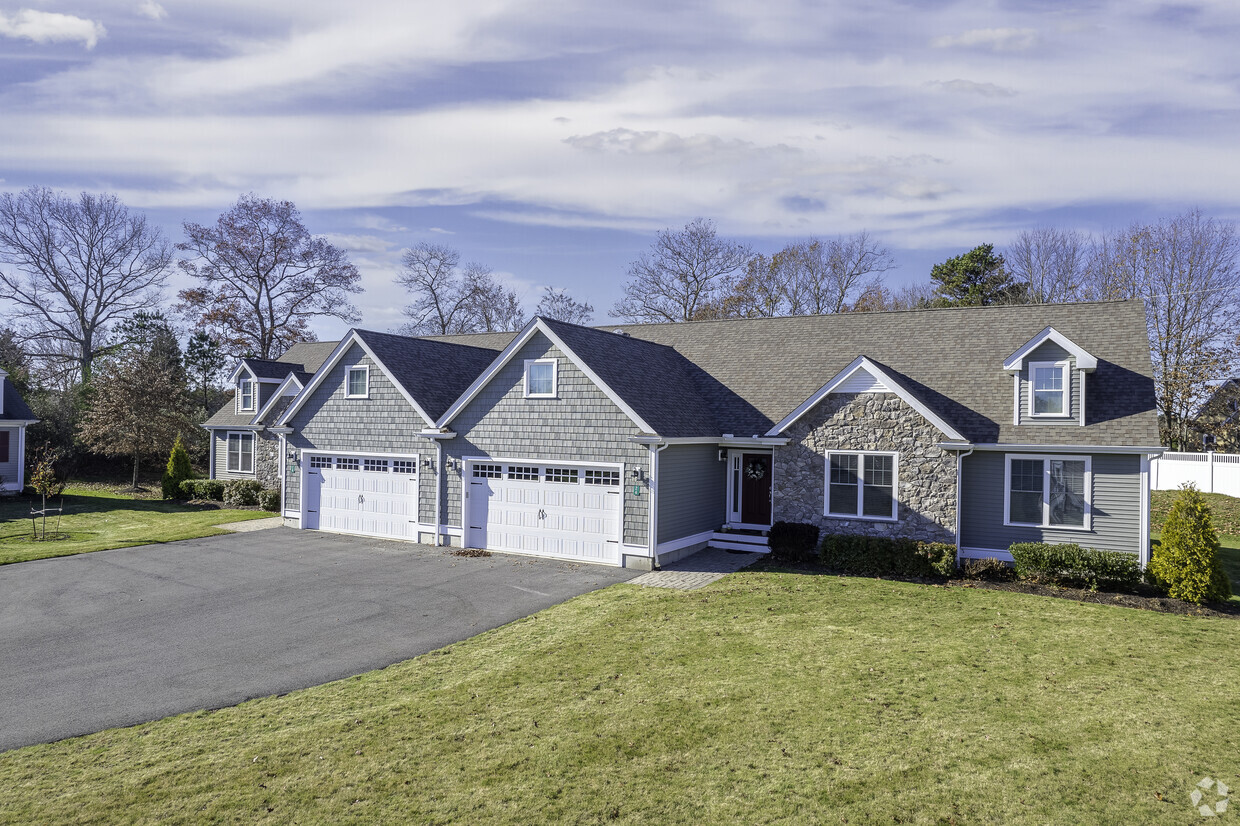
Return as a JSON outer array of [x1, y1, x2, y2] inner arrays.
[[752, 558, 1237, 618]]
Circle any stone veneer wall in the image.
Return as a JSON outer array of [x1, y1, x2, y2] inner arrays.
[[774, 392, 956, 543]]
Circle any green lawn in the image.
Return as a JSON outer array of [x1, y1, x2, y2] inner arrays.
[[0, 488, 273, 565], [0, 571, 1235, 824]]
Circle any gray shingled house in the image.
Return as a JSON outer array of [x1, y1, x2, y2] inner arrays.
[[0, 368, 37, 494], [270, 300, 1160, 570], [202, 341, 338, 488]]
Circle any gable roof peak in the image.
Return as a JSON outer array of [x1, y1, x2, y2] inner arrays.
[[1003, 326, 1098, 372]]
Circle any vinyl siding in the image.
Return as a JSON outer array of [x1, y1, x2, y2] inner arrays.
[[1017, 342, 1084, 426], [0, 427, 19, 490], [657, 444, 726, 543], [960, 451, 1141, 554], [284, 343, 434, 520], [211, 430, 267, 480], [442, 332, 650, 547]]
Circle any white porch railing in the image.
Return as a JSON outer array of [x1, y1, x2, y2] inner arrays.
[[1150, 452, 1240, 497]]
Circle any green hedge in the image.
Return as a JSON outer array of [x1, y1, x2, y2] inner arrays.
[[259, 488, 281, 513], [180, 479, 225, 501], [223, 479, 264, 508], [768, 522, 820, 563], [819, 534, 956, 578], [1008, 542, 1143, 590]]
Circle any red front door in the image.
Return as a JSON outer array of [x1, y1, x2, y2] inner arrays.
[[740, 453, 772, 525]]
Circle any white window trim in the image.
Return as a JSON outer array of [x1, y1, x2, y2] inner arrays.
[[226, 431, 256, 475], [237, 377, 256, 412], [823, 450, 899, 522], [1028, 360, 1071, 418], [523, 358, 558, 399], [345, 364, 370, 399], [724, 448, 775, 528], [1003, 453, 1092, 530]]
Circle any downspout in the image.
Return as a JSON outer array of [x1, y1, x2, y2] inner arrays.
[[434, 440, 443, 546], [208, 430, 216, 481], [954, 447, 974, 568], [647, 442, 669, 565]]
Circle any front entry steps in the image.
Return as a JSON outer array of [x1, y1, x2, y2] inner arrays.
[[710, 529, 769, 553]]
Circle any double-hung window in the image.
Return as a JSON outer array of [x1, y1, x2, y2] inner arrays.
[[825, 451, 897, 521], [346, 365, 369, 398], [1029, 361, 1069, 417], [524, 359, 557, 398], [238, 378, 255, 411], [1005, 455, 1090, 529], [226, 432, 254, 474]]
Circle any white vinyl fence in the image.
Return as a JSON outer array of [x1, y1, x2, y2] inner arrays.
[[1150, 452, 1240, 497]]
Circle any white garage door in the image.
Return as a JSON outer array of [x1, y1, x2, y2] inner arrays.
[[467, 461, 622, 564], [303, 455, 418, 540]]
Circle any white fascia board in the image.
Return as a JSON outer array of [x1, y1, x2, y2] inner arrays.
[[436, 318, 657, 434], [253, 373, 304, 423], [1003, 326, 1097, 372], [627, 435, 791, 447], [766, 355, 966, 443], [969, 442, 1164, 454], [276, 332, 435, 428], [418, 429, 457, 440], [1, 419, 39, 426]]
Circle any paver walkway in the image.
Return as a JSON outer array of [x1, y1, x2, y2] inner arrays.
[[629, 547, 762, 590]]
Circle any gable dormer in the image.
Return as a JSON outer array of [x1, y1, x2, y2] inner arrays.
[[1003, 327, 1097, 427]]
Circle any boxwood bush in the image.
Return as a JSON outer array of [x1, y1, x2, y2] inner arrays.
[[818, 534, 956, 578], [259, 488, 281, 513], [180, 479, 225, 501], [223, 479, 264, 508], [768, 522, 820, 563], [1008, 542, 1143, 591]]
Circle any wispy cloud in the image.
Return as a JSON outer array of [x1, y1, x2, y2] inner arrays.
[[136, 1, 167, 21], [932, 27, 1039, 52], [928, 79, 1018, 98], [0, 9, 106, 49]]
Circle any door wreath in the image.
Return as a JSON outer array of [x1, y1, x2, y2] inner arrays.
[[745, 459, 767, 480]]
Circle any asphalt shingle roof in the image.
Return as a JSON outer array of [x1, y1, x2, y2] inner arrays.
[[354, 329, 503, 422], [1, 380, 35, 421]]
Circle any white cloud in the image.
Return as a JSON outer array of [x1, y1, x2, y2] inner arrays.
[[0, 9, 106, 49], [321, 233, 393, 253], [137, 1, 167, 21], [928, 79, 1018, 98], [932, 27, 1039, 52]]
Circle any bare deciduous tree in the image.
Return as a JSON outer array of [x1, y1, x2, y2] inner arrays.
[[395, 242, 525, 334], [536, 287, 594, 325], [1006, 227, 1090, 304], [177, 194, 362, 358], [783, 231, 896, 315], [613, 218, 752, 322], [0, 187, 171, 383], [1085, 210, 1240, 449]]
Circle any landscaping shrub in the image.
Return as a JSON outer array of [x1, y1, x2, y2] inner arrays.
[[259, 488, 280, 513], [819, 533, 957, 578], [161, 436, 194, 499], [768, 521, 820, 563], [1148, 485, 1232, 604], [960, 557, 1014, 581], [1008, 542, 1143, 591], [223, 479, 263, 508], [180, 479, 225, 501]]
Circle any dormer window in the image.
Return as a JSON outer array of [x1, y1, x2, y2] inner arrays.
[[346, 365, 369, 399], [238, 378, 255, 411], [1030, 361, 1069, 417], [524, 359, 557, 398]]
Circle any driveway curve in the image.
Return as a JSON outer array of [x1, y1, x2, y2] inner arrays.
[[0, 528, 636, 751]]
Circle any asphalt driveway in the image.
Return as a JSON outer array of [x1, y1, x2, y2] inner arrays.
[[0, 528, 637, 751]]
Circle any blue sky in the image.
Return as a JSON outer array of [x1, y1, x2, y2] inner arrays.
[[2, 1, 1238, 339]]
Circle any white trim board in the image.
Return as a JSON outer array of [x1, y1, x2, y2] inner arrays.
[[1003, 326, 1097, 372], [436, 318, 657, 434], [1002, 453, 1092, 531], [766, 355, 966, 442], [278, 331, 437, 428]]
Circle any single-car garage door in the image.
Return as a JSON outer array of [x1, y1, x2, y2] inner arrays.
[[467, 461, 622, 564], [303, 454, 418, 540]]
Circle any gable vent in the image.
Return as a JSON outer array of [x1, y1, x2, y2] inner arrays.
[[836, 369, 890, 394]]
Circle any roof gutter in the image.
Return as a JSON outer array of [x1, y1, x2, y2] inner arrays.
[[968, 443, 1164, 455], [418, 429, 457, 440], [628, 434, 790, 447]]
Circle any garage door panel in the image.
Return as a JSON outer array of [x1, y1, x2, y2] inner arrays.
[[305, 456, 418, 541]]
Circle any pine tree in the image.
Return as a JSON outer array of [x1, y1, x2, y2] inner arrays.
[[1149, 485, 1232, 603], [161, 435, 194, 499]]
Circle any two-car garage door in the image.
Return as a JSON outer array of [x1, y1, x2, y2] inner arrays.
[[467, 461, 622, 565], [303, 454, 418, 540]]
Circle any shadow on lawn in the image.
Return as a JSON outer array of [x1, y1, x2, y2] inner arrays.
[[0, 493, 227, 522]]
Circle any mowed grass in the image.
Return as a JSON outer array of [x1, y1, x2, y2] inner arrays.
[[1, 572, 1236, 825], [0, 488, 272, 565]]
